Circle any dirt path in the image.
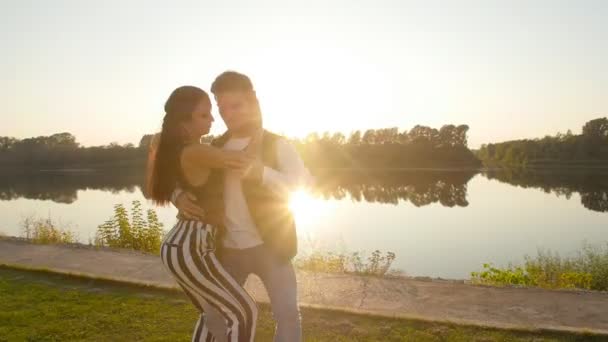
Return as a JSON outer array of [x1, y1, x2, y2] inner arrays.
[[1, 238, 606, 335]]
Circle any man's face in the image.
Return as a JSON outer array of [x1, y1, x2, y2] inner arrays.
[[215, 91, 261, 132]]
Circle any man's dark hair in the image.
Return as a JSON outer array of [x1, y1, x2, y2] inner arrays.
[[211, 71, 254, 95]]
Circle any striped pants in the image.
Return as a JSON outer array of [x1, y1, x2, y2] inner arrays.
[[160, 219, 258, 342]]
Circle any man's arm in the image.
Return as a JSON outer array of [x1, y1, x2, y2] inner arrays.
[[170, 187, 183, 206], [261, 139, 314, 194], [170, 187, 206, 220]]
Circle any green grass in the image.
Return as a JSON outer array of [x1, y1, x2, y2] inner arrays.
[[0, 266, 603, 341], [471, 242, 608, 291]]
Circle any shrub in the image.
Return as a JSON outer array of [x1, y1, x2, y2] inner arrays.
[[20, 215, 78, 244], [95, 201, 164, 254], [471, 243, 607, 291], [295, 249, 396, 277]]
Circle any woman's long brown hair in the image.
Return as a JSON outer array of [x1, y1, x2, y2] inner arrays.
[[147, 86, 211, 205]]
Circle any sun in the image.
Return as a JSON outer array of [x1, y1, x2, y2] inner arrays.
[[289, 189, 316, 215], [288, 189, 325, 226]]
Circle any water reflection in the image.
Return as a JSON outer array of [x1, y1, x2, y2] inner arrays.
[[0, 168, 607, 212], [311, 169, 475, 207], [0, 169, 475, 208], [0, 170, 142, 204], [483, 168, 608, 212]]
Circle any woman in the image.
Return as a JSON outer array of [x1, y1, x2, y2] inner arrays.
[[147, 86, 258, 342]]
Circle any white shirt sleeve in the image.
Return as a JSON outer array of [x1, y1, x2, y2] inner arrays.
[[261, 139, 314, 194]]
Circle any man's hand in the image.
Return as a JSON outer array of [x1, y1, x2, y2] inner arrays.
[[175, 192, 205, 220]]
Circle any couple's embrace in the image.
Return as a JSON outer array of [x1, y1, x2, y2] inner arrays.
[[147, 71, 312, 342]]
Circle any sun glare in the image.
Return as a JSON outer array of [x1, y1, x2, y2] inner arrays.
[[289, 189, 326, 226]]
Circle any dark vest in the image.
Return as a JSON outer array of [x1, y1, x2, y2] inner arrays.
[[209, 130, 298, 260]]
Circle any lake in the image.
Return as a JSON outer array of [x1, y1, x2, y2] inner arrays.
[[0, 168, 606, 279]]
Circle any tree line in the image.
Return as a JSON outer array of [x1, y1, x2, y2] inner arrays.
[[293, 124, 470, 147], [477, 117, 608, 166], [3, 117, 605, 169], [289, 125, 479, 168], [0, 132, 145, 168], [0, 124, 480, 169]]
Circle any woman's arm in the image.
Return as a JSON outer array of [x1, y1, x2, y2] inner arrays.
[[180, 143, 251, 171], [179, 144, 251, 191], [174, 144, 251, 219]]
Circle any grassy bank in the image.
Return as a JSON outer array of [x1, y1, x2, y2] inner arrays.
[[13, 207, 608, 292], [471, 243, 608, 291], [0, 266, 602, 342]]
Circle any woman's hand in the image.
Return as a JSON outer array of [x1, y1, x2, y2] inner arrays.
[[237, 130, 264, 182], [182, 144, 254, 171], [222, 150, 254, 169], [244, 129, 263, 158], [238, 158, 264, 182]]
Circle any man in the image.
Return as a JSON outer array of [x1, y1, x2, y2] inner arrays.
[[171, 71, 312, 342]]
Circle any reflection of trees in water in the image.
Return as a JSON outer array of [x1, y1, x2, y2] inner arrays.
[[0, 169, 475, 208], [10, 168, 608, 212], [0, 170, 143, 203], [483, 168, 608, 212], [6, 168, 605, 212], [311, 170, 476, 207], [582, 191, 608, 212]]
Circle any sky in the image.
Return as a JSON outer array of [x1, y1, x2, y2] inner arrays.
[[1, 0, 607, 148]]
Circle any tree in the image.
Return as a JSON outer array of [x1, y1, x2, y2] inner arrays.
[[398, 130, 410, 144], [139, 134, 154, 149], [305, 132, 320, 143], [0, 137, 18, 152], [455, 125, 469, 147], [408, 125, 426, 144], [582, 117, 608, 141], [439, 125, 456, 147], [330, 132, 346, 145], [362, 129, 377, 145], [348, 131, 361, 145], [49, 132, 78, 148], [376, 127, 399, 144], [408, 125, 438, 146], [581, 118, 608, 157], [320, 131, 332, 144]]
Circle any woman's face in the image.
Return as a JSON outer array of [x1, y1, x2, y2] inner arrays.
[[186, 100, 214, 140]]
